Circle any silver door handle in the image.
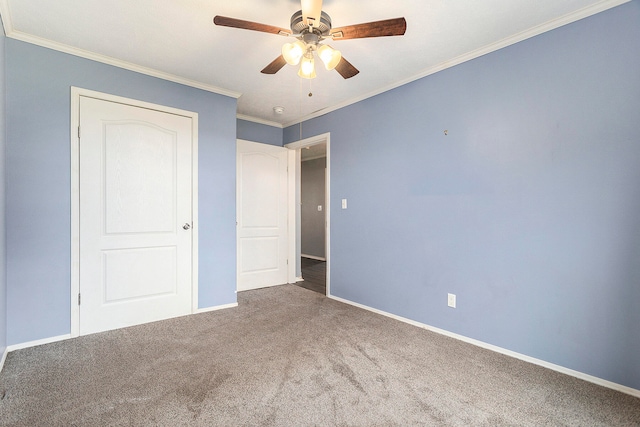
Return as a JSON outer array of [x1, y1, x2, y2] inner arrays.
[[183, 223, 191, 230]]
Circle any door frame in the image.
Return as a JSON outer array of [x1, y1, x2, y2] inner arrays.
[[286, 132, 330, 296], [70, 87, 199, 338]]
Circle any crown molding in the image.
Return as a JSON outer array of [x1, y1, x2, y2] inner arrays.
[[236, 114, 284, 128], [283, 0, 630, 128], [0, 0, 630, 127], [0, 0, 11, 35], [8, 30, 242, 98], [0, 1, 241, 99]]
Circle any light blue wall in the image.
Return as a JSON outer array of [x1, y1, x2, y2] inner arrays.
[[0, 20, 7, 356], [285, 2, 640, 390], [237, 118, 283, 146], [5, 39, 238, 345]]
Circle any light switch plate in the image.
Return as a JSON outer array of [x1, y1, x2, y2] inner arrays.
[[341, 199, 347, 209]]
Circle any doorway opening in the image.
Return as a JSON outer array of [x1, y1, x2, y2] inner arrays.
[[299, 257, 326, 294], [286, 133, 330, 296], [299, 144, 326, 294]]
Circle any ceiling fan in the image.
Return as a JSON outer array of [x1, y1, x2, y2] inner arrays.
[[213, 0, 406, 79]]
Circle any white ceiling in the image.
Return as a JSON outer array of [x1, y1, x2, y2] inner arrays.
[[0, 0, 628, 127]]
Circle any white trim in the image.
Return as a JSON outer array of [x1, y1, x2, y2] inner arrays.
[[194, 302, 238, 314], [285, 133, 331, 296], [301, 254, 326, 261], [190, 112, 200, 314], [72, 87, 204, 118], [3, 303, 237, 354], [70, 88, 80, 338], [70, 87, 200, 337], [0, 0, 12, 35], [6, 334, 72, 352], [236, 114, 284, 129], [0, 4, 239, 100], [2, 0, 627, 127], [284, 133, 331, 152], [301, 154, 326, 162], [328, 295, 640, 399], [2, 302, 237, 354], [1, 0, 232, 96], [283, 0, 630, 128], [286, 149, 299, 284], [0, 347, 7, 373]]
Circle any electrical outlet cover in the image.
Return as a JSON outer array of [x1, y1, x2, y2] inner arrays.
[[447, 293, 456, 308]]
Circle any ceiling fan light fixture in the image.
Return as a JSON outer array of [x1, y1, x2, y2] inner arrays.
[[282, 40, 306, 65], [298, 55, 316, 79], [214, 1, 406, 81], [301, 0, 323, 27], [317, 45, 342, 70]]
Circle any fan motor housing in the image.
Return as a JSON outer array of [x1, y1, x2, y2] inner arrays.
[[290, 10, 332, 35]]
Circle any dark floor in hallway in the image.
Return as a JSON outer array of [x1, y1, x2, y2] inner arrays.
[[297, 257, 326, 295]]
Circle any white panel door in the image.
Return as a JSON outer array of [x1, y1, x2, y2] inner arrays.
[[237, 140, 288, 291], [79, 96, 193, 335]]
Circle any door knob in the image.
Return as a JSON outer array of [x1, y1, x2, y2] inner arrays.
[[183, 223, 191, 230]]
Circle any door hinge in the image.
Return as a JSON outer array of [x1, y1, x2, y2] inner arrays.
[[78, 126, 81, 139], [78, 293, 81, 305]]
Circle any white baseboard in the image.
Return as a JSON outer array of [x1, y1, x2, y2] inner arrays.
[[328, 295, 640, 399], [301, 254, 326, 261], [3, 304, 238, 355], [293, 276, 305, 283], [194, 302, 238, 314], [6, 334, 72, 353], [0, 346, 7, 374]]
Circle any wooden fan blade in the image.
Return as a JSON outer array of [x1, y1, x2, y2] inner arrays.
[[261, 55, 288, 74], [334, 57, 359, 79], [213, 16, 292, 36], [330, 17, 406, 40]]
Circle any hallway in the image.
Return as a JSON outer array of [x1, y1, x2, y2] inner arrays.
[[297, 257, 326, 295]]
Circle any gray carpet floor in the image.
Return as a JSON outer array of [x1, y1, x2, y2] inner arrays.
[[0, 284, 639, 426]]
